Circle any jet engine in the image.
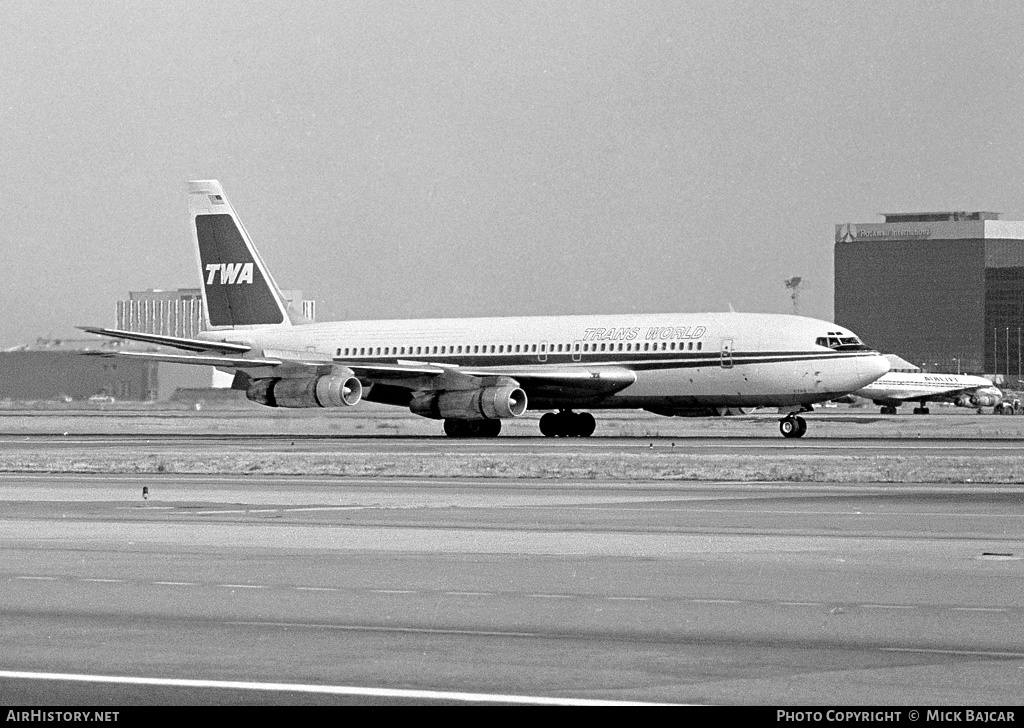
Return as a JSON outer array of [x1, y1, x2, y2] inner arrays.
[[246, 371, 362, 408], [955, 391, 1001, 408], [410, 385, 528, 420]]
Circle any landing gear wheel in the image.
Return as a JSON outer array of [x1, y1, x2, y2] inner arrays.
[[880, 406, 897, 415], [912, 406, 930, 415], [480, 419, 502, 436], [779, 415, 807, 438], [538, 410, 597, 437], [443, 419, 465, 437], [577, 412, 596, 437], [443, 419, 502, 437]]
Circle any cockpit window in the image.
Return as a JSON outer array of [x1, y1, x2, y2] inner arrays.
[[815, 335, 870, 352]]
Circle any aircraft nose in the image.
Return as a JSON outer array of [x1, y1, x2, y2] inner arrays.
[[858, 353, 890, 385]]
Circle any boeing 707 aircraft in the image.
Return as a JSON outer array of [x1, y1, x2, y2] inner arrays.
[[82, 180, 889, 438]]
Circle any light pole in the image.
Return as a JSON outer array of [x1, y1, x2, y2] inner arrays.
[[994, 327, 998, 382], [952, 357, 961, 375]]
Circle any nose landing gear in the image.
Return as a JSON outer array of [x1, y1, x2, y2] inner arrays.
[[779, 415, 807, 438]]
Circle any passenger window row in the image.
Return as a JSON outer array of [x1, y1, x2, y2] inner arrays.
[[334, 340, 703, 357]]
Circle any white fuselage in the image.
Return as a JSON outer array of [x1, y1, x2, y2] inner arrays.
[[201, 311, 889, 412]]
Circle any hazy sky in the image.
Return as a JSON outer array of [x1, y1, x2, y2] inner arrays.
[[4, 1, 1024, 347]]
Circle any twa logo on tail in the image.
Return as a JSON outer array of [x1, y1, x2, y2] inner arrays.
[[205, 262, 254, 285]]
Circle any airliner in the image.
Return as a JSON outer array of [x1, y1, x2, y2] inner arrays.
[[844, 371, 1005, 414], [82, 180, 889, 438]]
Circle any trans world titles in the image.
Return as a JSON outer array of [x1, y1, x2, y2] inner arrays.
[[582, 326, 707, 342]]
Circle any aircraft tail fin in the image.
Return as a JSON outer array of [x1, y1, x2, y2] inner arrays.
[[188, 180, 295, 329]]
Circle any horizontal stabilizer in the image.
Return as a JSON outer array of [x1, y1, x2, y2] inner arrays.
[[81, 350, 281, 368], [79, 327, 251, 354]]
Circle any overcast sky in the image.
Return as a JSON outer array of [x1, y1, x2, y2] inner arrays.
[[4, 0, 1024, 347]]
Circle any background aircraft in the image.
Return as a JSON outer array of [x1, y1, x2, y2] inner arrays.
[[82, 180, 889, 438], [841, 371, 1007, 414]]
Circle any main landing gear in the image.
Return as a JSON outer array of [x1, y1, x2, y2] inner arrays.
[[539, 410, 596, 438], [443, 419, 502, 437], [779, 415, 807, 438]]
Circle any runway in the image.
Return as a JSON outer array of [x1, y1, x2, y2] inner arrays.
[[5, 431, 1024, 458], [1, 469, 1022, 705]]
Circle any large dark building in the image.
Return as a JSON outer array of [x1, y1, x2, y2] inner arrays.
[[0, 287, 321, 403], [835, 212, 1024, 382], [0, 338, 157, 401]]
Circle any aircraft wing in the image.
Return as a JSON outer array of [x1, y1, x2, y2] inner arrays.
[[337, 360, 637, 398], [460, 364, 637, 396]]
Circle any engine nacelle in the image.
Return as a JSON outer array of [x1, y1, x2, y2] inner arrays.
[[973, 393, 1000, 408], [246, 372, 362, 408], [410, 385, 528, 420], [956, 392, 1000, 408]]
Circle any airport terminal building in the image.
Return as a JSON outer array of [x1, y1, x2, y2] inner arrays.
[[835, 212, 1024, 382]]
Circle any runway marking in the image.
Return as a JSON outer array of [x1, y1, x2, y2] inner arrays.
[[0, 670, 677, 706], [229, 620, 546, 639], [881, 648, 1024, 659], [861, 604, 917, 610], [528, 594, 575, 599], [190, 506, 366, 515], [11, 573, 1023, 618], [585, 506, 1024, 519]]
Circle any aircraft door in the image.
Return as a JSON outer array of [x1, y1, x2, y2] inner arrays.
[[539, 340, 548, 363], [720, 338, 734, 369], [572, 341, 582, 362]]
